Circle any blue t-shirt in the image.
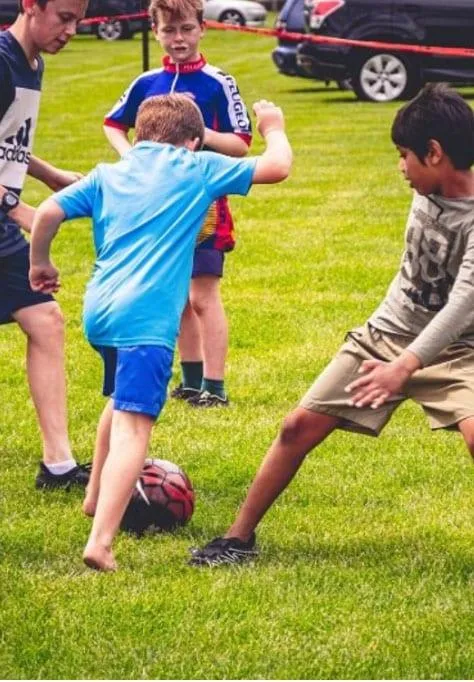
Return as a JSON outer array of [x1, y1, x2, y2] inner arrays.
[[0, 31, 44, 257], [54, 142, 256, 349]]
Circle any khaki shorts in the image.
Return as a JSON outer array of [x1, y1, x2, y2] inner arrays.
[[300, 324, 474, 436]]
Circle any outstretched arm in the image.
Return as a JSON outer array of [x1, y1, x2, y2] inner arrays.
[[252, 100, 292, 184], [28, 156, 82, 191], [29, 198, 66, 294]]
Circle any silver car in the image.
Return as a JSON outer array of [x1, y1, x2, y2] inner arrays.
[[204, 0, 267, 26]]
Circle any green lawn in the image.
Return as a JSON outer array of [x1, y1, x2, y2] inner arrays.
[[1, 29, 474, 679]]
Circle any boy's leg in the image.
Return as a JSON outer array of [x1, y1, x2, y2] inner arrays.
[[4, 246, 88, 488], [227, 408, 340, 539], [190, 325, 402, 566], [189, 274, 228, 386], [175, 276, 228, 405], [176, 300, 202, 365], [171, 300, 203, 399], [83, 409, 154, 571], [457, 417, 474, 458], [14, 302, 77, 470], [190, 408, 339, 566], [83, 399, 113, 517]]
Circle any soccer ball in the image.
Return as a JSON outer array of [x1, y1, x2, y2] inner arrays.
[[120, 458, 195, 535]]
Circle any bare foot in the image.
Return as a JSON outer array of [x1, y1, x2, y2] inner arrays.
[[83, 544, 117, 572], [82, 488, 98, 517]]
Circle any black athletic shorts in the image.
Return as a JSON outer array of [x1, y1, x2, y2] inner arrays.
[[0, 244, 54, 324]]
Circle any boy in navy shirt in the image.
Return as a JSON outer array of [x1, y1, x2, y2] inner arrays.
[[0, 0, 90, 488], [29, 93, 292, 571]]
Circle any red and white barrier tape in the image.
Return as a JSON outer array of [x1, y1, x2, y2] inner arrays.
[[2, 11, 474, 59]]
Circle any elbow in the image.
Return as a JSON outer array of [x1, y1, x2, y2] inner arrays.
[[234, 140, 250, 157], [272, 157, 292, 182]]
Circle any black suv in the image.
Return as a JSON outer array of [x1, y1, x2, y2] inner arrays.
[[296, 0, 474, 102], [0, 0, 147, 40]]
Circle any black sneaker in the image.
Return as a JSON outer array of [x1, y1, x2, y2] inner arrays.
[[188, 390, 229, 408], [35, 461, 91, 490], [170, 384, 201, 401], [189, 533, 257, 567]]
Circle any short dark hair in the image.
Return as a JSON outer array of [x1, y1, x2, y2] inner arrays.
[[18, 0, 49, 12], [391, 84, 474, 170], [135, 94, 204, 147]]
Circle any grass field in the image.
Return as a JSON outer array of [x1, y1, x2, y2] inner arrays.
[[1, 27, 474, 680]]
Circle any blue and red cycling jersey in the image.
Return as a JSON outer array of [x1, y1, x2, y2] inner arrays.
[[104, 54, 252, 252]]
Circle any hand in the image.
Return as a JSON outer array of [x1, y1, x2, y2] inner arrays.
[[345, 359, 411, 409], [253, 99, 285, 137], [29, 262, 60, 294], [47, 169, 83, 191]]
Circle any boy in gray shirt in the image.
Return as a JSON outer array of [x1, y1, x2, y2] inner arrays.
[[190, 83, 474, 567]]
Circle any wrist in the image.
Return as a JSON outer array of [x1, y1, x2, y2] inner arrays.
[[394, 351, 422, 376], [262, 127, 283, 137]]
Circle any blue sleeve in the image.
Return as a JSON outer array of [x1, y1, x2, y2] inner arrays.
[[198, 152, 257, 201], [104, 76, 145, 130], [53, 170, 99, 220]]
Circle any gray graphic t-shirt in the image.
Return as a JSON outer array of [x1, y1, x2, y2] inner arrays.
[[369, 191, 474, 366]]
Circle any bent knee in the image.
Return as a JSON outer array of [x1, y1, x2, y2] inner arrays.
[[464, 436, 474, 458], [25, 303, 65, 341], [279, 408, 337, 449], [279, 412, 312, 446]]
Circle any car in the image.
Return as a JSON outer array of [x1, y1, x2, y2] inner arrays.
[[296, 0, 474, 102], [271, 0, 311, 78], [203, 0, 267, 26], [78, 0, 148, 40], [0, 0, 148, 39]]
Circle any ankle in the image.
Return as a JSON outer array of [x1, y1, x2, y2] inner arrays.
[[201, 378, 225, 398], [181, 361, 203, 390]]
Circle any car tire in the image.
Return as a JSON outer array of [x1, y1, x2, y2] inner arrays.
[[218, 9, 245, 25], [351, 51, 420, 103], [96, 19, 131, 40]]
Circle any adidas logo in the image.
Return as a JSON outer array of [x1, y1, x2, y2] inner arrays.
[[0, 118, 32, 164]]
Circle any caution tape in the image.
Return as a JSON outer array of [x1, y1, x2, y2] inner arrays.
[[2, 11, 474, 59], [204, 19, 474, 59]]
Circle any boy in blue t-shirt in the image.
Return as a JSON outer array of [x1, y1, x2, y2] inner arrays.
[[29, 93, 292, 571]]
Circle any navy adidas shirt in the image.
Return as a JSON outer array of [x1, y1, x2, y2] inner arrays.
[[0, 31, 43, 256]]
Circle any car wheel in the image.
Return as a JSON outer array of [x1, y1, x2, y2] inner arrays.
[[96, 19, 130, 40], [351, 52, 419, 102], [218, 9, 245, 25]]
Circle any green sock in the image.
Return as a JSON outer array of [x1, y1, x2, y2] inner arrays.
[[181, 361, 203, 390], [202, 378, 225, 398]]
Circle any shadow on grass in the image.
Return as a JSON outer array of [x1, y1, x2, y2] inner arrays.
[[263, 534, 474, 579]]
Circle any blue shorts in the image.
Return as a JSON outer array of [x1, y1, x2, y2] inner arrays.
[[0, 245, 54, 324], [192, 247, 225, 279], [94, 345, 174, 420]]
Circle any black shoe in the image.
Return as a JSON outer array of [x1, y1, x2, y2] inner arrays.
[[170, 384, 201, 401], [35, 461, 91, 490], [189, 533, 257, 567], [188, 390, 229, 408]]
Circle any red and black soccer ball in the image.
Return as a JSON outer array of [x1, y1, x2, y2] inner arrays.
[[121, 458, 195, 536]]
